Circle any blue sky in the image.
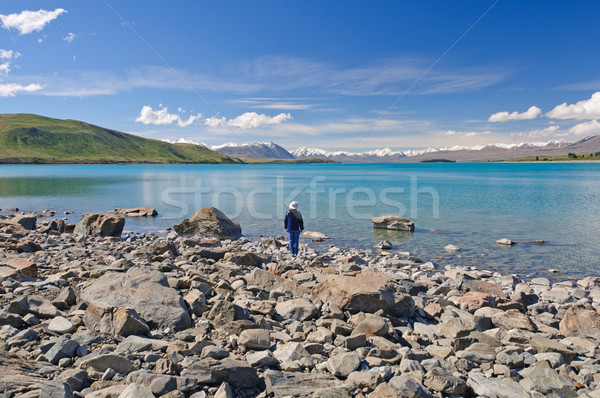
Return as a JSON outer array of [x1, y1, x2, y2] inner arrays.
[[1, 1, 600, 151]]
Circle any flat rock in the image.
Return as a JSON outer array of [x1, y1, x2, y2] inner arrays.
[[0, 352, 57, 392], [48, 316, 76, 334], [371, 216, 415, 231], [81, 267, 191, 332], [74, 213, 125, 237], [444, 244, 461, 251], [239, 329, 271, 350], [173, 207, 241, 239], [264, 370, 344, 398], [40, 380, 74, 398], [492, 309, 537, 331], [275, 298, 318, 321], [0, 257, 38, 278], [496, 238, 516, 246], [312, 269, 414, 317], [467, 371, 530, 398], [388, 375, 432, 398], [303, 231, 330, 239], [518, 367, 576, 397], [327, 352, 360, 378], [113, 207, 157, 217], [117, 383, 155, 398], [180, 359, 259, 389], [79, 354, 135, 375], [244, 268, 310, 297]]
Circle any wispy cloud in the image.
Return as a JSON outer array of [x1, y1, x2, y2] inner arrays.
[[569, 119, 600, 136], [0, 8, 67, 35], [488, 106, 542, 122], [135, 105, 202, 127], [0, 83, 44, 97], [63, 32, 76, 43], [546, 91, 600, 120], [232, 98, 315, 110]]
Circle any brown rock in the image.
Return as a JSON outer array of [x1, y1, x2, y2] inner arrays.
[[74, 213, 125, 237], [559, 304, 600, 340], [173, 207, 241, 239], [450, 292, 498, 313], [244, 268, 310, 297], [312, 269, 414, 317], [223, 251, 269, 267], [492, 309, 537, 332], [0, 258, 37, 278]]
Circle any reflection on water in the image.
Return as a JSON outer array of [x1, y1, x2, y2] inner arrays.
[[1, 163, 600, 279]]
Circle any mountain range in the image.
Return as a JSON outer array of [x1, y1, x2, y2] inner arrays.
[[197, 137, 600, 162]]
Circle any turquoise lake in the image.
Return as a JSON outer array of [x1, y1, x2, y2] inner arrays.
[[1, 163, 599, 279]]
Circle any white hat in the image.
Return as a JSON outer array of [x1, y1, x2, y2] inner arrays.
[[289, 201, 298, 209]]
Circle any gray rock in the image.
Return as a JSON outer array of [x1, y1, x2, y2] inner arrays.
[[58, 369, 87, 392], [45, 338, 79, 365], [80, 267, 192, 332], [117, 383, 154, 398], [518, 367, 576, 397], [327, 352, 361, 378], [273, 342, 311, 363], [264, 370, 344, 398], [467, 371, 530, 398], [275, 298, 319, 321], [352, 316, 389, 337], [79, 354, 135, 375], [180, 359, 260, 389], [40, 380, 74, 398], [388, 375, 432, 398], [116, 335, 170, 353], [48, 316, 76, 334], [74, 213, 125, 237], [214, 382, 233, 398], [246, 350, 280, 368], [239, 329, 271, 350]]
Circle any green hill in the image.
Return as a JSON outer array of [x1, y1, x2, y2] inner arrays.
[[0, 113, 243, 164]]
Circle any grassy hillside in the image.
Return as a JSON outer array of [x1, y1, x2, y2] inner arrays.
[[0, 114, 243, 164]]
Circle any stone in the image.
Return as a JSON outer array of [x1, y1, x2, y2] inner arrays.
[[180, 359, 260, 389], [496, 238, 516, 246], [347, 371, 382, 390], [450, 291, 497, 312], [244, 268, 310, 297], [423, 368, 466, 395], [275, 298, 319, 321], [327, 352, 361, 378], [246, 350, 280, 368], [0, 257, 38, 278], [352, 315, 389, 336], [440, 318, 476, 338], [207, 300, 247, 328], [273, 342, 310, 363], [45, 338, 79, 365], [559, 304, 600, 340], [312, 269, 414, 317], [467, 371, 530, 398], [518, 367, 577, 397], [117, 383, 155, 398], [58, 369, 87, 392], [183, 290, 207, 317], [81, 267, 192, 332], [113, 207, 157, 217], [302, 231, 330, 240], [10, 214, 37, 230], [444, 244, 461, 251], [79, 354, 135, 375], [530, 335, 576, 363], [48, 316, 76, 334], [40, 380, 74, 398], [239, 329, 271, 350], [173, 207, 241, 239], [0, 352, 55, 392], [375, 240, 393, 250], [345, 333, 367, 350], [388, 375, 432, 398], [27, 295, 61, 318], [74, 213, 125, 237], [492, 309, 537, 331], [223, 251, 268, 266], [214, 382, 233, 398], [371, 216, 415, 232], [264, 370, 344, 398], [116, 335, 169, 353]]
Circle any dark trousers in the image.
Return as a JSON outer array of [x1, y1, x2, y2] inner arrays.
[[289, 230, 301, 255]]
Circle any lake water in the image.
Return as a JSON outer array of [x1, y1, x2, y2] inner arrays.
[[1, 163, 599, 279]]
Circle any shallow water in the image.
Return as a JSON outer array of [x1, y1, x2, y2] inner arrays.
[[1, 163, 599, 279]]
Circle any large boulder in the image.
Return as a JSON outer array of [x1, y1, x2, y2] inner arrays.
[[559, 304, 600, 340], [312, 269, 414, 317], [10, 214, 37, 230], [80, 267, 192, 332], [74, 213, 125, 237], [173, 207, 241, 239], [371, 216, 414, 232]]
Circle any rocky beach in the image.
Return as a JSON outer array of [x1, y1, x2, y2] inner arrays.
[[1, 207, 600, 398]]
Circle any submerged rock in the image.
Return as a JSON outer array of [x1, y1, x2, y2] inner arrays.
[[371, 215, 415, 232], [113, 207, 158, 217]]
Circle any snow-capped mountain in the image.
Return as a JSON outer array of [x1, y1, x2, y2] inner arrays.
[[209, 141, 294, 159]]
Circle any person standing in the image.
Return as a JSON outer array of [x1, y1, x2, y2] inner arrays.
[[284, 201, 304, 255]]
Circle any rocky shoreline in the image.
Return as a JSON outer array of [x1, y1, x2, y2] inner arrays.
[[1, 209, 600, 397]]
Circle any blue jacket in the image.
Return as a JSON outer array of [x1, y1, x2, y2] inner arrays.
[[284, 210, 304, 232]]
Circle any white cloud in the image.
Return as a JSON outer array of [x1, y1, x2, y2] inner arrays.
[[488, 106, 542, 122], [0, 8, 67, 35], [135, 105, 202, 127], [511, 125, 561, 139], [0, 83, 44, 97], [63, 32, 76, 43], [568, 120, 600, 136], [0, 62, 10, 75], [0, 49, 19, 60], [546, 92, 600, 120], [445, 130, 492, 137], [204, 112, 292, 129]]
